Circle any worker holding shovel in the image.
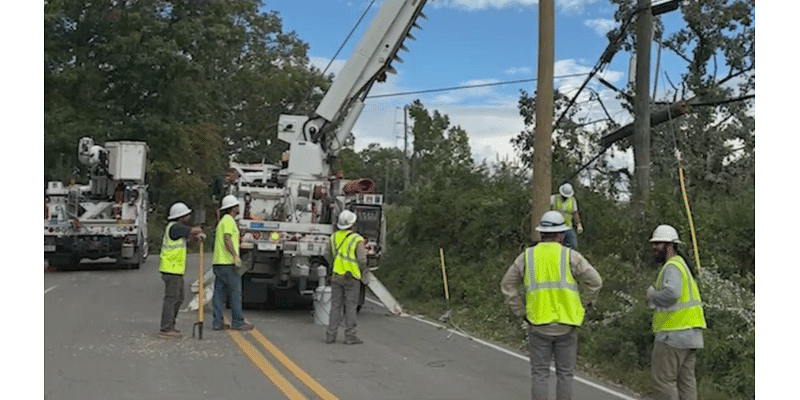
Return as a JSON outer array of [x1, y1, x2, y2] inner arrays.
[[158, 202, 205, 340]]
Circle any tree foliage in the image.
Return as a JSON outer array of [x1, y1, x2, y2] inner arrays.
[[45, 0, 329, 211]]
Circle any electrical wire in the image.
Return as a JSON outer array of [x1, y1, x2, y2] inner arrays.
[[365, 73, 590, 99]]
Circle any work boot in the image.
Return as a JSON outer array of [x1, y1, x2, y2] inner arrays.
[[325, 334, 336, 344], [232, 322, 254, 331], [213, 323, 230, 331], [159, 330, 182, 339], [344, 336, 363, 345]]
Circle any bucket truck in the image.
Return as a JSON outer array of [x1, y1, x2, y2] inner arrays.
[[44, 138, 150, 270], [225, 0, 429, 314]]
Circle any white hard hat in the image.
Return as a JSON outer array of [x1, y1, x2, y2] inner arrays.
[[650, 224, 681, 243], [168, 202, 191, 220], [559, 183, 574, 198], [337, 210, 357, 229], [220, 195, 239, 211], [536, 210, 570, 233]]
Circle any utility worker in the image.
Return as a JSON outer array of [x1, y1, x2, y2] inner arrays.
[[501, 210, 602, 400], [213, 168, 239, 220], [158, 202, 204, 339], [212, 195, 253, 331], [550, 182, 583, 250], [646, 225, 706, 400], [325, 210, 368, 345]]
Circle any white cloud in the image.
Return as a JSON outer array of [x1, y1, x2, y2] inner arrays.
[[584, 18, 617, 37], [505, 66, 533, 76]]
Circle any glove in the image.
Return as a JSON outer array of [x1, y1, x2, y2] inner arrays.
[[234, 255, 241, 267], [576, 224, 584, 235], [197, 233, 207, 240]]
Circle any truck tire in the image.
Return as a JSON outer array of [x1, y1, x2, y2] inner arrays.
[[127, 236, 148, 270]]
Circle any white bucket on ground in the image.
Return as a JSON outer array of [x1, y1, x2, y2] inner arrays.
[[313, 285, 332, 326]]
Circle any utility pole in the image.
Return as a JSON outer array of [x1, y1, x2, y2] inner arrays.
[[403, 105, 410, 191], [633, 0, 653, 212], [531, 0, 554, 241]]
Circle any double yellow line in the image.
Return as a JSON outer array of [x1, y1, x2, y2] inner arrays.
[[227, 327, 338, 400]]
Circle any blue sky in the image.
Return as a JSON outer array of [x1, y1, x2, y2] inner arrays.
[[263, 0, 691, 164]]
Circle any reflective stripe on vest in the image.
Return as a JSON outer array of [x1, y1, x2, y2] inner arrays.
[[652, 256, 707, 332], [553, 197, 574, 227], [330, 230, 363, 280], [523, 242, 584, 326], [159, 222, 187, 275]]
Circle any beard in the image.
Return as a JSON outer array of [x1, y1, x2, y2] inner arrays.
[[652, 250, 667, 264]]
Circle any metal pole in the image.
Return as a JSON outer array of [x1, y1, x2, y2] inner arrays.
[[532, 0, 555, 241]]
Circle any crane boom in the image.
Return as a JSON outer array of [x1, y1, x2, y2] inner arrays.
[[278, 0, 429, 173]]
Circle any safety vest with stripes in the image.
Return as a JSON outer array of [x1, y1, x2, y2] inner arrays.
[[330, 230, 364, 280], [159, 222, 187, 275], [652, 256, 707, 332], [523, 242, 584, 326], [553, 196, 575, 227]]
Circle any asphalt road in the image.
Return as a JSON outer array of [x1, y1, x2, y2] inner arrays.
[[44, 254, 647, 400]]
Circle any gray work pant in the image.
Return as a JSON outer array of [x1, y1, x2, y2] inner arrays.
[[326, 275, 360, 340], [160, 273, 184, 332], [527, 326, 578, 400], [651, 341, 698, 400]]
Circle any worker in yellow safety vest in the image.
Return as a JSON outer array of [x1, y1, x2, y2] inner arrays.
[[212, 195, 253, 331], [501, 210, 602, 400], [325, 210, 369, 345], [158, 202, 205, 339], [646, 224, 706, 400], [550, 182, 583, 250]]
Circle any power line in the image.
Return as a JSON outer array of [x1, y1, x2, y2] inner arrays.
[[365, 72, 590, 99]]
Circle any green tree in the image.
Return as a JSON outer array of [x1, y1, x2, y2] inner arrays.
[[45, 0, 328, 212]]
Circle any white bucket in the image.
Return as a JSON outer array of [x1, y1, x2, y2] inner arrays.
[[313, 286, 332, 326]]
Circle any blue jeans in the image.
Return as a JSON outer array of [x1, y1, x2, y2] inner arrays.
[[212, 266, 245, 328], [562, 228, 578, 250], [527, 326, 578, 400]]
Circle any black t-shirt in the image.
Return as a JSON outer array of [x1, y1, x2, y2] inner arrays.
[[169, 222, 192, 241]]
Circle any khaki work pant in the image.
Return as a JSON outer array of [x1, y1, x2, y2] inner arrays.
[[651, 341, 698, 400], [326, 275, 360, 340]]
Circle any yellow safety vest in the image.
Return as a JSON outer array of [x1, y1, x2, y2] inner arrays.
[[330, 230, 364, 280], [553, 196, 575, 227], [652, 255, 707, 332], [213, 214, 239, 265], [523, 242, 584, 326], [159, 222, 187, 275]]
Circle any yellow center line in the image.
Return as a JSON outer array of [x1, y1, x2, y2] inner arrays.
[[227, 329, 308, 400], [249, 329, 340, 400]]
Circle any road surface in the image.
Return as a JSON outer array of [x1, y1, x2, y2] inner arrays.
[[43, 254, 646, 400]]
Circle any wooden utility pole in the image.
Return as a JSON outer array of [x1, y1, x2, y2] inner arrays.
[[531, 0, 554, 241], [403, 105, 410, 191], [632, 0, 653, 212]]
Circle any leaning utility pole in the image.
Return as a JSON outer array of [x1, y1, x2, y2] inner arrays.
[[531, 0, 554, 241], [633, 0, 653, 212]]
